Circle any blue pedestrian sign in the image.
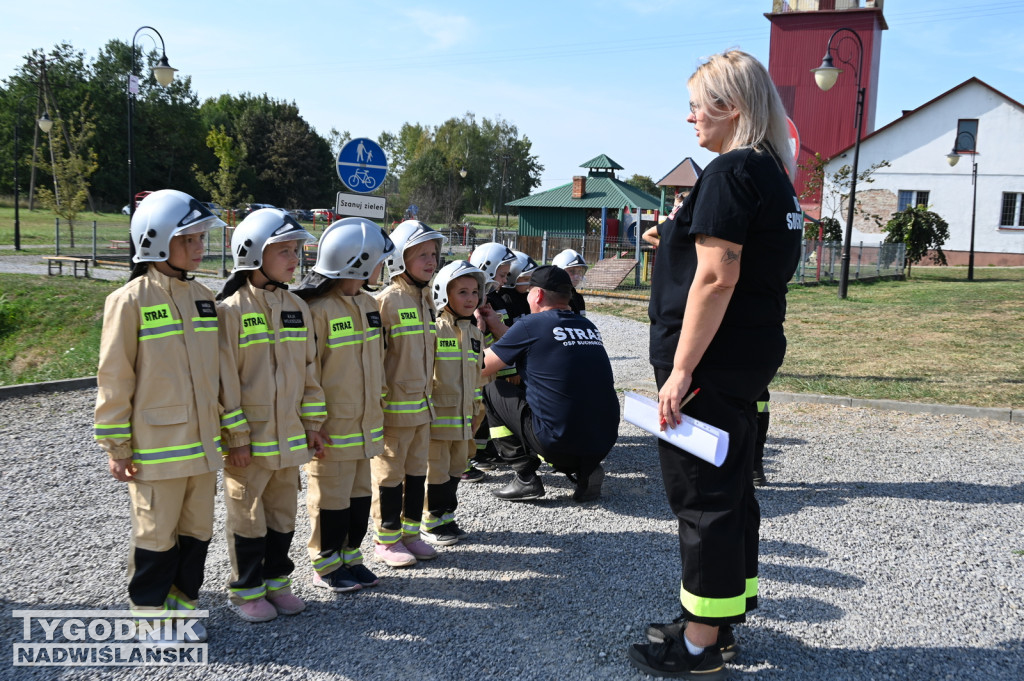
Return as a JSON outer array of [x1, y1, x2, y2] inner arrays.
[[337, 138, 387, 194]]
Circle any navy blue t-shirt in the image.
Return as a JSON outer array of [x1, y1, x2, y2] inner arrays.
[[649, 146, 802, 371], [490, 309, 619, 457]]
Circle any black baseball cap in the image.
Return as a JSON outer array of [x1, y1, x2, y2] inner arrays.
[[529, 265, 573, 294]]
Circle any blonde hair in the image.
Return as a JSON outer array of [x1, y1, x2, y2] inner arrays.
[[688, 50, 795, 176]]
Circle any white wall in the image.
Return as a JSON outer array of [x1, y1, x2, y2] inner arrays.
[[823, 81, 1024, 255]]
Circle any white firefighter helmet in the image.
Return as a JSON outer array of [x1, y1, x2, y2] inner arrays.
[[432, 260, 487, 310], [552, 248, 587, 271], [506, 250, 539, 287], [230, 208, 315, 271], [469, 242, 516, 284], [313, 217, 395, 279], [385, 220, 445, 280], [130, 189, 226, 263]]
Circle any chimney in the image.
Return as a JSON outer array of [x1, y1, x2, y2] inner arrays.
[[572, 175, 586, 199]]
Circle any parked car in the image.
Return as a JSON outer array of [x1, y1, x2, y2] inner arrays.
[[238, 203, 276, 220], [290, 208, 314, 222], [201, 202, 224, 217], [311, 209, 337, 223]]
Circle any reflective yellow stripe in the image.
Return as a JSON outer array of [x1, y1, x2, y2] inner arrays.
[[756, 401, 769, 413], [745, 576, 758, 599], [680, 583, 747, 619], [490, 425, 512, 439]]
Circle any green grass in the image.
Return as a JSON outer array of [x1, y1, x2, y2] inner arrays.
[[0, 273, 121, 385], [2, 267, 1023, 408], [591, 267, 1024, 409], [0, 206, 130, 253]]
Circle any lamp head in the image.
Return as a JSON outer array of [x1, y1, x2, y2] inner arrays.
[[459, 167, 467, 178], [152, 55, 177, 87], [37, 111, 53, 133], [946, 150, 961, 167], [812, 53, 840, 91]]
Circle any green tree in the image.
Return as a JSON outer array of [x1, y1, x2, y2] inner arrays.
[[35, 99, 98, 245], [193, 126, 251, 209], [883, 206, 950, 277], [624, 174, 658, 196]]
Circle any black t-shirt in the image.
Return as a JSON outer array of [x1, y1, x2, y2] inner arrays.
[[490, 309, 619, 456], [648, 146, 802, 371]]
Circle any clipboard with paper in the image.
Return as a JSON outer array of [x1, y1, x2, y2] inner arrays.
[[623, 391, 729, 467]]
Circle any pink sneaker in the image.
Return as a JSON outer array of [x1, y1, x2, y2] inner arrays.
[[374, 540, 418, 567], [227, 596, 278, 623], [402, 535, 437, 560], [267, 591, 306, 616]]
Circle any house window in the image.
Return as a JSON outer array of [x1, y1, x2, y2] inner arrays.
[[897, 190, 930, 212], [955, 119, 978, 152], [1000, 193, 1024, 228]]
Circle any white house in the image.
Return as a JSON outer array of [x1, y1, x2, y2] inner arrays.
[[822, 78, 1024, 266]]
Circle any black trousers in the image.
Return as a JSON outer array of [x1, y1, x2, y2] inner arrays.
[[654, 364, 775, 626], [482, 379, 594, 478]]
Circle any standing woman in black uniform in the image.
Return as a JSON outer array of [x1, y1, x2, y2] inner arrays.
[[628, 50, 802, 679]]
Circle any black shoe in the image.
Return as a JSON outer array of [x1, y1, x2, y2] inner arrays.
[[471, 455, 501, 471], [572, 464, 604, 502], [493, 474, 544, 501], [422, 523, 460, 546], [344, 563, 380, 588], [448, 521, 468, 538], [645, 617, 738, 663], [628, 634, 726, 680], [461, 466, 486, 483], [752, 465, 766, 487]]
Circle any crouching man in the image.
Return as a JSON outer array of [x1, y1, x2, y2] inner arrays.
[[481, 266, 619, 502]]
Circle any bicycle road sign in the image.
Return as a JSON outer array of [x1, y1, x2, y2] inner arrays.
[[337, 137, 388, 194]]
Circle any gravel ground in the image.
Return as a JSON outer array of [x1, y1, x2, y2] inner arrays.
[[1, 295, 1023, 679]]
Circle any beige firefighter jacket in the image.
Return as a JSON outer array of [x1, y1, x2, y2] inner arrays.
[[93, 268, 224, 481], [376, 276, 437, 427], [307, 288, 387, 462], [218, 281, 326, 470], [430, 310, 486, 441]]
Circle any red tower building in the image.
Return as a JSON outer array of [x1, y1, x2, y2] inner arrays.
[[766, 0, 887, 216]]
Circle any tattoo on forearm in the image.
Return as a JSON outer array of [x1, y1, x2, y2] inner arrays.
[[721, 248, 741, 264]]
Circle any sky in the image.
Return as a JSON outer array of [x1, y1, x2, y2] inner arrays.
[[3, 0, 1023, 194]]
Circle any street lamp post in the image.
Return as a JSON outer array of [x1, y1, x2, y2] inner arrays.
[[127, 25, 177, 228], [13, 95, 53, 251], [812, 27, 865, 300], [946, 130, 979, 281]]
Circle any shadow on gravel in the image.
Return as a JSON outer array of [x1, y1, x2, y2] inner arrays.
[[761, 480, 1024, 519], [730, 627, 1023, 680]]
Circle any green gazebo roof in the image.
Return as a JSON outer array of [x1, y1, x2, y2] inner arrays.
[[506, 176, 660, 210], [579, 154, 624, 170]]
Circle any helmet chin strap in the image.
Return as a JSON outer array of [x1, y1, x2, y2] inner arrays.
[[402, 271, 429, 288], [167, 263, 196, 281], [446, 304, 476, 322], [257, 266, 288, 291]]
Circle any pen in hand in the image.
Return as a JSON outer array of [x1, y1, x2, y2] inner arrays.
[[660, 388, 701, 428]]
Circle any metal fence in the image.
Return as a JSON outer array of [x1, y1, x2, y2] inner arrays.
[[52, 219, 905, 296]]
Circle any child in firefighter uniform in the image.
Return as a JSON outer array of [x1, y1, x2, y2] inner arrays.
[[294, 217, 395, 592], [94, 190, 226, 644], [552, 249, 588, 317], [421, 261, 488, 546], [498, 250, 538, 327], [216, 208, 326, 622], [372, 220, 445, 567], [466, 242, 518, 476]]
